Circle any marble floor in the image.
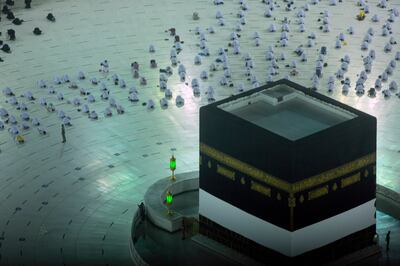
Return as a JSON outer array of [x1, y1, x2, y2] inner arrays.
[[0, 0, 399, 265]]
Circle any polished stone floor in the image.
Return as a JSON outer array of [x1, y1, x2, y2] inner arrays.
[[0, 0, 400, 265]]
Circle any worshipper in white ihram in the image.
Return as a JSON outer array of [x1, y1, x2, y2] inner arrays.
[[87, 94, 95, 103], [128, 92, 139, 102], [160, 98, 168, 108], [20, 112, 29, 121], [58, 110, 67, 119], [101, 91, 109, 100], [32, 117, 40, 126], [109, 98, 117, 108], [20, 122, 30, 130], [8, 96, 18, 105], [38, 79, 47, 88], [68, 81, 78, 89], [56, 92, 64, 101], [54, 76, 62, 85], [147, 99, 155, 109], [3, 87, 14, 96], [48, 86, 56, 94], [193, 86, 200, 96], [38, 127, 47, 135], [17, 102, 28, 111], [80, 87, 89, 96], [62, 74, 70, 83], [165, 89, 172, 99], [104, 107, 112, 117], [91, 77, 98, 85], [206, 86, 215, 102], [389, 81, 398, 91], [63, 117, 72, 126], [78, 71, 85, 80], [89, 110, 98, 120], [81, 104, 90, 114], [160, 80, 167, 91], [116, 105, 125, 114], [8, 125, 19, 135], [176, 95, 184, 106], [382, 89, 391, 97], [100, 60, 109, 73], [192, 78, 199, 90], [72, 97, 81, 106], [200, 70, 208, 80], [119, 79, 126, 88]]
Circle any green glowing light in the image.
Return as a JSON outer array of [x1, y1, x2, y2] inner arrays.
[[170, 157, 176, 170], [166, 193, 173, 204]]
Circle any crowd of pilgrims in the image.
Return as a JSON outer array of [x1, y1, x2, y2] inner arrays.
[[0, 0, 55, 60], [1, 0, 400, 144]]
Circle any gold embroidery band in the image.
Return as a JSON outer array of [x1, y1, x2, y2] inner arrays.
[[291, 155, 374, 193], [200, 143, 375, 193], [341, 172, 361, 188], [308, 185, 329, 200], [217, 164, 236, 181], [200, 143, 291, 192], [251, 181, 271, 197]]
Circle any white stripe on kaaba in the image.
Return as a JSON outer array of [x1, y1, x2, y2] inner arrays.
[[199, 189, 375, 257]]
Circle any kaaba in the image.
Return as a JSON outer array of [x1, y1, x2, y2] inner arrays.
[[199, 79, 376, 265]]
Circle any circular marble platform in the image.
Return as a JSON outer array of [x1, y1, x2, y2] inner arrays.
[[131, 172, 400, 266], [144, 171, 198, 232]]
